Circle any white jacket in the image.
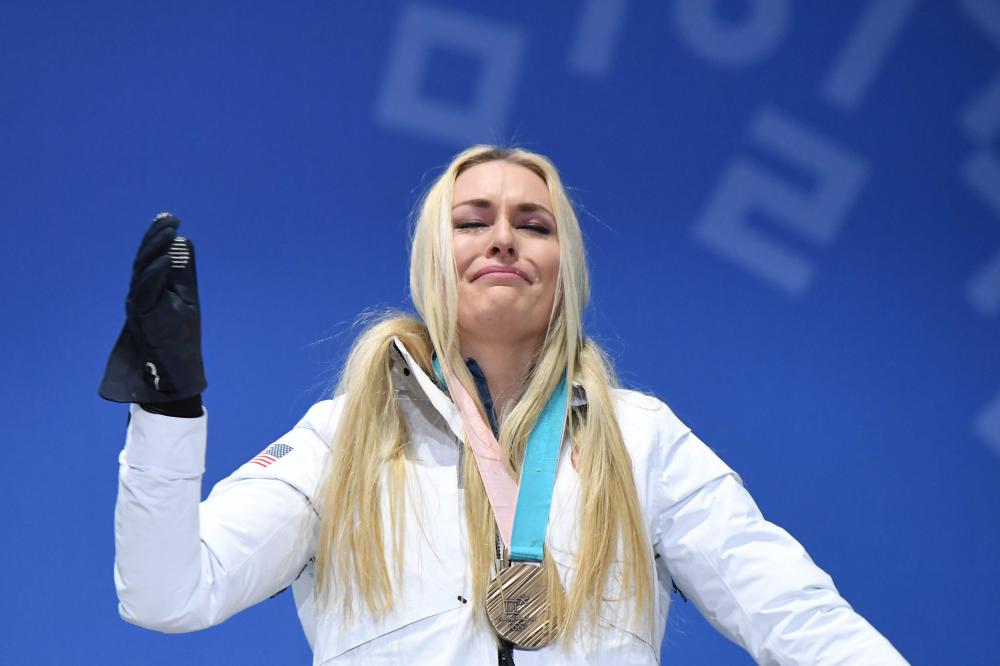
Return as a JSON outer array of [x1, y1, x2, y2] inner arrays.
[[114, 340, 907, 665]]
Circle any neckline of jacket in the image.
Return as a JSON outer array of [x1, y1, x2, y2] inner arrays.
[[388, 337, 588, 441]]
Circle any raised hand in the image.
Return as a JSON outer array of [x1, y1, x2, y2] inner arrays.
[[100, 213, 207, 404]]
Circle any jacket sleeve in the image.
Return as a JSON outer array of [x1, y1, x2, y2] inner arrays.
[[649, 402, 907, 665], [114, 400, 337, 632]]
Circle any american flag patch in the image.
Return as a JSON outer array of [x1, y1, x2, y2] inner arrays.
[[249, 442, 293, 468]]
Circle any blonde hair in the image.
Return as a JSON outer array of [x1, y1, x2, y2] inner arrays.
[[315, 146, 653, 641]]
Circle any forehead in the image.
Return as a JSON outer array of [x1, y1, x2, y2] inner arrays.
[[452, 160, 551, 208]]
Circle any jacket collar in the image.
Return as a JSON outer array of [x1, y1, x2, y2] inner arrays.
[[390, 337, 465, 442], [389, 337, 587, 443]]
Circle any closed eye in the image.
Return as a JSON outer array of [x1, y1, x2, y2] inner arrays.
[[520, 222, 551, 235], [454, 220, 487, 230]]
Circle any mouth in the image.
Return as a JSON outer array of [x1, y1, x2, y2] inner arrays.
[[473, 266, 532, 283]]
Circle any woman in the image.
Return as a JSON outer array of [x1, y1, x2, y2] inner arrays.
[[105, 146, 908, 664]]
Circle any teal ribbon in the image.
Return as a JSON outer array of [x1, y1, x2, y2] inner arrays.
[[432, 356, 568, 563], [509, 374, 567, 562]]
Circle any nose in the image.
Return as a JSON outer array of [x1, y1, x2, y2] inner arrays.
[[488, 217, 516, 258]]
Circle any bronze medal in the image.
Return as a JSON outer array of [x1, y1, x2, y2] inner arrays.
[[486, 562, 556, 649]]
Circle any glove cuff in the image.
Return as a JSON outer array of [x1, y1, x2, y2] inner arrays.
[[140, 395, 203, 418]]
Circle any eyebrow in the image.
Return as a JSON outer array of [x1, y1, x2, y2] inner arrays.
[[452, 198, 554, 217]]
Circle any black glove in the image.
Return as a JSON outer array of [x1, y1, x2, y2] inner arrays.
[[99, 213, 207, 405]]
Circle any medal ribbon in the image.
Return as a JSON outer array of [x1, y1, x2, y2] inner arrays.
[[434, 357, 569, 562]]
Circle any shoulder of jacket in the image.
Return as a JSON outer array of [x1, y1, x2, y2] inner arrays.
[[610, 387, 665, 411], [215, 397, 346, 503], [610, 388, 692, 442], [292, 395, 348, 448]]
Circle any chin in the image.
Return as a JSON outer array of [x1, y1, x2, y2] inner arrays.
[[460, 304, 546, 336]]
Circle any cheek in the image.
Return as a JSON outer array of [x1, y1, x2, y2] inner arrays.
[[536, 246, 561, 308], [452, 237, 477, 273], [539, 245, 561, 281]]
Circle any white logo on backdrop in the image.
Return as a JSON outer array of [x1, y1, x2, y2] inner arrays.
[[959, 0, 1000, 318], [976, 394, 1000, 459], [691, 0, 914, 295], [693, 107, 868, 295], [567, 0, 792, 77], [960, 70, 1000, 318], [822, 0, 919, 111], [673, 0, 790, 68], [959, 0, 1000, 457], [567, 0, 630, 77], [563, 1, 913, 296], [376, 4, 526, 146]]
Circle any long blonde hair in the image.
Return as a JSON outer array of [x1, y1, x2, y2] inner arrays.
[[315, 146, 653, 641]]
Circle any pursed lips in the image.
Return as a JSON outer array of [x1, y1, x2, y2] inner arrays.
[[472, 266, 532, 283]]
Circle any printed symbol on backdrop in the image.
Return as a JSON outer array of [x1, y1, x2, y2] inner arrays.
[[958, 0, 1000, 461], [961, 0, 1000, 49], [693, 106, 868, 295], [673, 0, 790, 67], [821, 0, 918, 111], [567, 0, 630, 77], [569, 0, 792, 78], [249, 443, 293, 469], [975, 391, 1000, 460], [376, 4, 526, 145], [958, 67, 1000, 318]]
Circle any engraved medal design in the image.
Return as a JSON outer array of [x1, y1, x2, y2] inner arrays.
[[486, 562, 556, 649]]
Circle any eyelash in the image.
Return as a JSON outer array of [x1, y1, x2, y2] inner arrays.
[[454, 220, 551, 235]]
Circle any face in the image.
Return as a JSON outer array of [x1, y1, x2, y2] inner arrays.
[[451, 160, 560, 346]]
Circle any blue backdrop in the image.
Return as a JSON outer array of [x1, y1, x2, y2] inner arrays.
[[3, 1, 998, 664]]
